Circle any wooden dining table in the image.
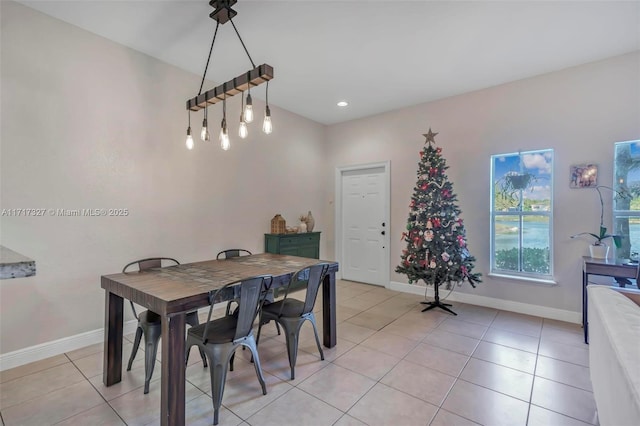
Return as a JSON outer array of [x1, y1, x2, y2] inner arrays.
[[101, 253, 339, 426]]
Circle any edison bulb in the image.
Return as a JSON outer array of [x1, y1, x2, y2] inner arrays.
[[200, 119, 209, 141], [262, 115, 272, 134], [239, 120, 248, 139], [262, 105, 272, 134], [244, 94, 254, 123], [185, 127, 194, 150], [219, 126, 230, 151]]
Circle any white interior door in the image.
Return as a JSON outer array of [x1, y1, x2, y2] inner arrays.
[[338, 163, 389, 286]]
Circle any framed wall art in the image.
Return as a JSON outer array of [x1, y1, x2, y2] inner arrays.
[[570, 163, 598, 188]]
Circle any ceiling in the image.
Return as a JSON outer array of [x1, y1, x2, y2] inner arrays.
[[17, 0, 640, 125]]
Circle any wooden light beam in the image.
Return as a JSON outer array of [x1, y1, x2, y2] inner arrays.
[[186, 64, 273, 112]]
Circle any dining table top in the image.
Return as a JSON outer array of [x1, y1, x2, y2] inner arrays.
[[101, 253, 338, 315]]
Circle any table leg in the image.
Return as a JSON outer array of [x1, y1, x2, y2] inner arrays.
[[583, 271, 589, 344], [160, 313, 185, 426], [322, 272, 337, 348], [103, 290, 123, 386]]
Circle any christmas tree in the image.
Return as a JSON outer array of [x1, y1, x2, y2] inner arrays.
[[396, 129, 481, 314]]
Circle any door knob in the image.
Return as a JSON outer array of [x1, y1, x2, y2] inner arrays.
[[381, 230, 386, 235], [382, 222, 386, 227]]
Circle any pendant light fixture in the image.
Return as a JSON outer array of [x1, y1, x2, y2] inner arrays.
[[185, 0, 273, 151], [238, 93, 248, 139], [244, 82, 254, 123], [262, 81, 272, 134], [185, 111, 194, 150], [200, 106, 210, 142], [219, 95, 230, 150]]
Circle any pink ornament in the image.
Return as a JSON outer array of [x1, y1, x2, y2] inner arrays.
[[442, 252, 450, 262]]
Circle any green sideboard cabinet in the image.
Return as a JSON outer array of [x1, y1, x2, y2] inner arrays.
[[264, 232, 321, 259]]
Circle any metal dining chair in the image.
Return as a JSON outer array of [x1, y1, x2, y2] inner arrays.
[[185, 275, 273, 425], [122, 257, 207, 394], [216, 249, 253, 315], [216, 249, 281, 336], [256, 262, 330, 380]]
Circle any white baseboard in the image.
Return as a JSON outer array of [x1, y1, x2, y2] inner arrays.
[[0, 307, 220, 372], [388, 281, 581, 324], [0, 320, 138, 372]]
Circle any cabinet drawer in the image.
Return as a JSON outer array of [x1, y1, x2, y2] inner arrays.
[[264, 232, 321, 259], [280, 235, 318, 246]]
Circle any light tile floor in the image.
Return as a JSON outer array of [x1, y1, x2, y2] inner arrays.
[[0, 280, 599, 426]]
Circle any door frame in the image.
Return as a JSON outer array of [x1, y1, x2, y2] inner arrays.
[[334, 161, 391, 286]]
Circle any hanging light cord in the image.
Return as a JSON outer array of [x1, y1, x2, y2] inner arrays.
[[229, 17, 256, 69], [198, 21, 221, 96]]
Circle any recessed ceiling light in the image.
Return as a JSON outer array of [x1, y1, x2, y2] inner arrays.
[[337, 101, 349, 107]]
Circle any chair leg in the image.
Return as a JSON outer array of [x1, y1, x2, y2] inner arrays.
[[186, 313, 208, 368], [127, 326, 143, 371], [244, 337, 267, 395], [256, 312, 264, 346], [143, 336, 159, 394], [280, 320, 301, 380], [275, 321, 281, 335], [308, 314, 325, 360], [207, 345, 234, 426]]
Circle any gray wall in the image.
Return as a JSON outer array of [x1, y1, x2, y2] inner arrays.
[[325, 51, 640, 313]]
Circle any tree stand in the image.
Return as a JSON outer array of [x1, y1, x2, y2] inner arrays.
[[421, 283, 457, 315]]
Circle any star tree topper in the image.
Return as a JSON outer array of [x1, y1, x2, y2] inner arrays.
[[423, 128, 438, 146]]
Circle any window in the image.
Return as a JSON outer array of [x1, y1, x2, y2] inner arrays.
[[491, 149, 553, 279], [613, 140, 640, 260]]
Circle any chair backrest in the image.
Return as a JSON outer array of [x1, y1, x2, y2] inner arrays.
[[203, 275, 273, 343], [122, 257, 180, 318], [122, 257, 180, 273], [216, 249, 252, 260], [281, 263, 331, 316]]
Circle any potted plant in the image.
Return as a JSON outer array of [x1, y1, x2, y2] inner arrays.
[[570, 185, 627, 259]]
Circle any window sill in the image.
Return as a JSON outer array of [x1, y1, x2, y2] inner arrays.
[[488, 273, 557, 286]]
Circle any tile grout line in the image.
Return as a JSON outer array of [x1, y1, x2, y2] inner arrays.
[[52, 353, 128, 425]]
